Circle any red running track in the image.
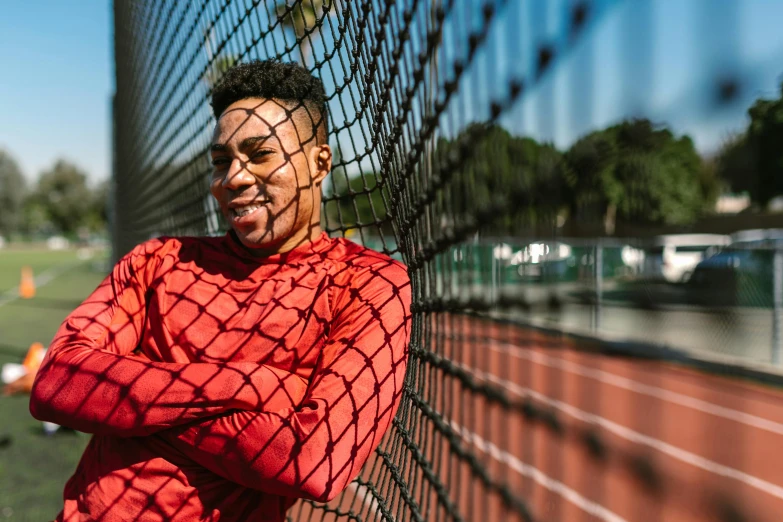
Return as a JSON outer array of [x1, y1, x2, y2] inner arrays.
[[290, 317, 783, 522]]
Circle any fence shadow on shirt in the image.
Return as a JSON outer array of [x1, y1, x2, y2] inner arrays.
[[29, 229, 412, 520]]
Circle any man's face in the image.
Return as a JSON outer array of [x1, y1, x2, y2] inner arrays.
[[210, 98, 330, 253]]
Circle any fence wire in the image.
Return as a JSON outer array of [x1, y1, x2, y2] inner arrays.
[[108, 1, 783, 521]]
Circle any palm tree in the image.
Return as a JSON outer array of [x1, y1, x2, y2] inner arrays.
[[203, 54, 238, 89], [275, 0, 326, 67], [201, 28, 238, 89]]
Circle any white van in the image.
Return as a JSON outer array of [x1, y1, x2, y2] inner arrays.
[[645, 234, 731, 283]]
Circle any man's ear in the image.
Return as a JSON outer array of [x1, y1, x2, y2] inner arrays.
[[310, 144, 332, 186]]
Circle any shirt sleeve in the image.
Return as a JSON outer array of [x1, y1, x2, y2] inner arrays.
[[29, 239, 308, 437], [158, 259, 411, 502]]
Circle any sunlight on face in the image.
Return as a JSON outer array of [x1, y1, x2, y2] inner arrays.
[[210, 98, 330, 254]]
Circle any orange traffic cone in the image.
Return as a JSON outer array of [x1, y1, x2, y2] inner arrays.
[[19, 266, 35, 299], [22, 342, 46, 373]]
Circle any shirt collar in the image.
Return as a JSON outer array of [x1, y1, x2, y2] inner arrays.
[[223, 230, 333, 265]]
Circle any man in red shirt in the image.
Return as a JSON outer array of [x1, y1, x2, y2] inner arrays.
[[30, 60, 411, 521]]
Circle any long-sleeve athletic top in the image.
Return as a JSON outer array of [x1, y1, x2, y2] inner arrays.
[[30, 231, 411, 521]]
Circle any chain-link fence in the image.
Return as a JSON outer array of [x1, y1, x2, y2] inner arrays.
[[98, 0, 783, 521]]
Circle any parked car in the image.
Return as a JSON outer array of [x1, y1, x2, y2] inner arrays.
[[643, 234, 730, 283], [690, 248, 755, 280], [509, 241, 574, 281], [689, 230, 783, 306], [501, 241, 642, 283], [729, 228, 783, 246]]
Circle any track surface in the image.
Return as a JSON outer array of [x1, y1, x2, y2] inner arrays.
[[290, 317, 783, 522]]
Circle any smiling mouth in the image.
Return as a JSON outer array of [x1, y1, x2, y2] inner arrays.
[[231, 202, 269, 219]]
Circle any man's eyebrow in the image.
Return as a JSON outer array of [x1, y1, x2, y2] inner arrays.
[[210, 135, 271, 154], [239, 135, 271, 151]]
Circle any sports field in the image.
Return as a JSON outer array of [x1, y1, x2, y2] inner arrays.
[[0, 248, 107, 521]]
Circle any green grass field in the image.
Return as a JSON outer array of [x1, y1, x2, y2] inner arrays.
[[0, 248, 108, 521]]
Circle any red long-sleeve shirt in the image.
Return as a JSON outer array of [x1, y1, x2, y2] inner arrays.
[[30, 232, 411, 521]]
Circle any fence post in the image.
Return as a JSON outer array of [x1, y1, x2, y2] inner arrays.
[[490, 243, 497, 305], [594, 242, 603, 332], [773, 247, 783, 365]]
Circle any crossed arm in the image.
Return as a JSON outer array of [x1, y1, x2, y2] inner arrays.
[[157, 270, 410, 501], [30, 241, 411, 501], [30, 243, 308, 436]]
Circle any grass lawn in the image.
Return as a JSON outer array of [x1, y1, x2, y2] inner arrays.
[[0, 250, 86, 294], [0, 248, 108, 521]]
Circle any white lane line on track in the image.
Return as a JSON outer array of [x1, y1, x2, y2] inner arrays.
[[490, 341, 783, 437], [346, 420, 627, 522], [0, 259, 85, 309], [449, 420, 629, 522], [457, 362, 783, 501], [345, 482, 383, 522]]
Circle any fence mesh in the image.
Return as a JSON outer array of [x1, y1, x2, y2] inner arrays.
[[108, 1, 783, 521]]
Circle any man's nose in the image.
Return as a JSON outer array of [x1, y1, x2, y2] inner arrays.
[[222, 159, 255, 190]]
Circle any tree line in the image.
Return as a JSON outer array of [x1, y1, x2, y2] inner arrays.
[[329, 82, 783, 237], [5, 80, 783, 242], [327, 118, 719, 236], [0, 151, 107, 241]]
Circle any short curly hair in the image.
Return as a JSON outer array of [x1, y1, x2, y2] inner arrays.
[[211, 59, 329, 144]]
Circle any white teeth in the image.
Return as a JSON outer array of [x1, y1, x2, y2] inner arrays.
[[233, 205, 262, 217]]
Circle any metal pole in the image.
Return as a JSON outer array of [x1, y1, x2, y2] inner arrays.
[[594, 242, 603, 331], [773, 248, 783, 364], [491, 245, 497, 305]]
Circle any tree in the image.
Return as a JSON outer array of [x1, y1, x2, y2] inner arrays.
[[565, 119, 716, 232], [200, 26, 239, 90], [83, 179, 109, 232], [564, 130, 620, 232], [713, 133, 756, 197], [203, 54, 238, 90], [275, 0, 326, 67], [325, 168, 388, 233], [745, 84, 783, 206], [434, 123, 570, 235], [20, 198, 52, 237], [0, 149, 27, 237], [31, 160, 95, 235]]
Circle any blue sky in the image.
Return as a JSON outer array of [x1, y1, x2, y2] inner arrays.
[[2, 0, 783, 185], [482, 0, 783, 155], [530, 0, 783, 153], [0, 0, 111, 183]]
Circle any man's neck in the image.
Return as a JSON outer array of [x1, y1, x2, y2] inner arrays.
[[242, 223, 323, 258]]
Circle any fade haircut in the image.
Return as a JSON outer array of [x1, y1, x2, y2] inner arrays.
[[211, 59, 329, 145]]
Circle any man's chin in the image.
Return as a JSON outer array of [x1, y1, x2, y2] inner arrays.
[[234, 229, 280, 252]]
